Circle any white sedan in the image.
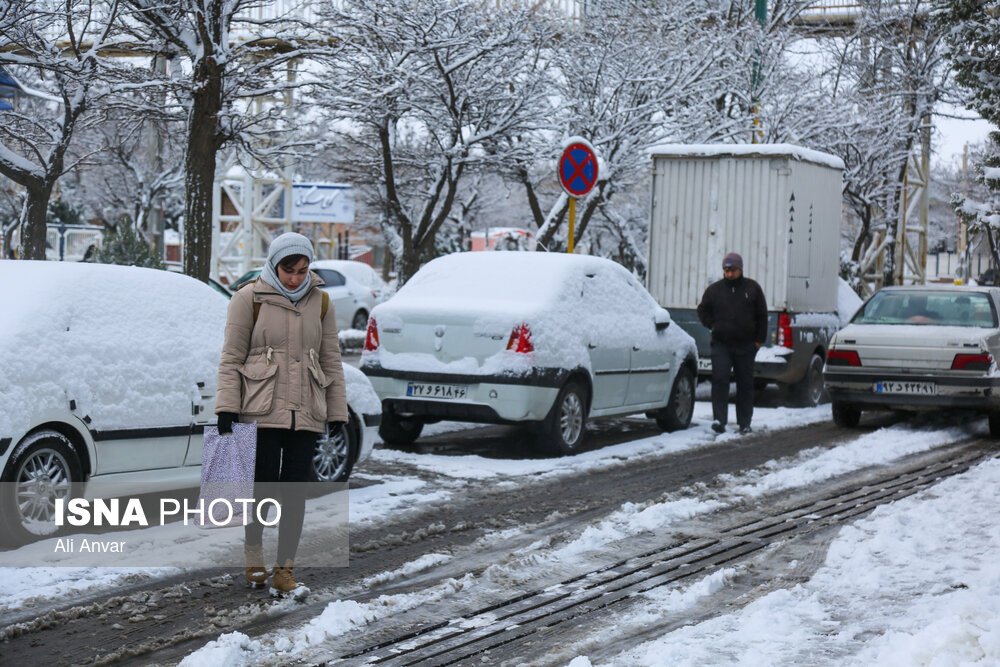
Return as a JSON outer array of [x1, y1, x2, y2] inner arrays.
[[823, 285, 1000, 435], [0, 261, 380, 545], [312, 259, 393, 305], [361, 252, 698, 454]]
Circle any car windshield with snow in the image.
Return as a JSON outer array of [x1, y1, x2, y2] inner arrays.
[[0, 262, 381, 545], [823, 285, 1000, 434], [361, 252, 698, 454]]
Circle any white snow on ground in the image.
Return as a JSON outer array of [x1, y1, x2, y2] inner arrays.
[[177, 411, 994, 666], [373, 401, 829, 481], [602, 455, 1000, 666], [0, 402, 823, 613], [0, 476, 443, 612], [6, 393, 998, 666]]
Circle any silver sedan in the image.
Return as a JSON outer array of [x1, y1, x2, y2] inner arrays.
[[822, 285, 1000, 436]]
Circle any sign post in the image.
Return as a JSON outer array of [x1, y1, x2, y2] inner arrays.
[[557, 137, 599, 254]]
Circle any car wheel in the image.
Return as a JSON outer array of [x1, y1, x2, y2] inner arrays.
[[989, 410, 1000, 439], [0, 430, 82, 546], [351, 309, 369, 332], [791, 353, 827, 407], [379, 411, 423, 447], [536, 381, 588, 455], [310, 418, 358, 483], [832, 401, 861, 428], [656, 366, 694, 432], [753, 377, 769, 392]]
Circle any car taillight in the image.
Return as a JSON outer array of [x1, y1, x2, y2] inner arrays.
[[364, 317, 379, 352], [506, 323, 534, 354], [777, 313, 793, 349], [951, 353, 992, 371], [826, 349, 862, 366]]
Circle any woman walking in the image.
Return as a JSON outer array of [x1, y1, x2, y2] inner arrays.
[[215, 232, 348, 598]]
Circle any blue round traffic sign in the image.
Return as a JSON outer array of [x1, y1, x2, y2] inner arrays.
[[558, 140, 598, 197]]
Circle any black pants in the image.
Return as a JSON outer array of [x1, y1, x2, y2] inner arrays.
[[710, 341, 757, 429], [245, 427, 317, 564]]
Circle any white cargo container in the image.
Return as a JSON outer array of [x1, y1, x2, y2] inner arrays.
[[646, 144, 845, 405]]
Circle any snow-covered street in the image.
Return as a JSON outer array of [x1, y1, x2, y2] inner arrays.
[[6, 399, 998, 665]]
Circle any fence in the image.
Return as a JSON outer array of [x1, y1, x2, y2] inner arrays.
[[925, 252, 994, 282]]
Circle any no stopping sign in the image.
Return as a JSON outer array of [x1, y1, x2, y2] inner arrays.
[[558, 138, 599, 198]]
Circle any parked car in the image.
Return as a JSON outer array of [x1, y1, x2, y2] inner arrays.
[[0, 261, 380, 545], [361, 252, 698, 454], [312, 259, 393, 304], [224, 264, 377, 331], [309, 262, 381, 331], [978, 268, 998, 287], [822, 285, 1000, 435], [229, 268, 261, 292], [208, 277, 233, 298]]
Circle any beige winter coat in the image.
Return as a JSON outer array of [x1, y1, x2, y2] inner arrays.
[[216, 274, 348, 432]]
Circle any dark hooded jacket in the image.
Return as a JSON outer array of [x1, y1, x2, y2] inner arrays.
[[697, 275, 768, 345]]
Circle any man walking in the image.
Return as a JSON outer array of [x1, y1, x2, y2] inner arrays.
[[697, 252, 768, 434]]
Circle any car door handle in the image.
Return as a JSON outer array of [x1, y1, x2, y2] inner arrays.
[[633, 345, 641, 351], [588, 343, 597, 349]]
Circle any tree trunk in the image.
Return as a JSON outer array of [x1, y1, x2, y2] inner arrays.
[[182, 56, 224, 282], [399, 233, 420, 286], [19, 182, 53, 260]]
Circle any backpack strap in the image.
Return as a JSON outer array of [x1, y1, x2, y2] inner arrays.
[[251, 289, 328, 326]]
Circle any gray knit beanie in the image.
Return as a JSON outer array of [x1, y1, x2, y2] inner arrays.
[[268, 232, 314, 268]]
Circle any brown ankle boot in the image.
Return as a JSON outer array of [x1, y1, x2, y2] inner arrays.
[[244, 543, 268, 588], [270, 559, 309, 598]]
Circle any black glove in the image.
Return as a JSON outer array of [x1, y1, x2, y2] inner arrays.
[[328, 421, 347, 438], [217, 412, 238, 435]]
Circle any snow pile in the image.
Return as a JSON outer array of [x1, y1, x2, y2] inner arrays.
[[730, 422, 969, 497], [178, 631, 262, 667], [342, 364, 381, 416], [0, 262, 227, 436], [837, 278, 863, 326], [602, 456, 1000, 666]]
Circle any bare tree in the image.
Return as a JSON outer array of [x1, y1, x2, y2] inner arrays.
[[311, 0, 556, 284], [77, 112, 185, 237], [502, 0, 737, 252], [0, 0, 121, 260], [121, 0, 318, 281]]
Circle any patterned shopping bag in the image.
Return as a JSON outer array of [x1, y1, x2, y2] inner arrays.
[[197, 422, 257, 528]]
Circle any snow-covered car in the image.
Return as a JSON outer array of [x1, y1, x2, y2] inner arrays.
[[224, 263, 378, 331], [312, 259, 393, 305], [823, 285, 1000, 435], [361, 252, 698, 454], [0, 261, 380, 545]]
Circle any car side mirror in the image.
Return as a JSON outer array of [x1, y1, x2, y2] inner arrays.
[[654, 308, 671, 331]]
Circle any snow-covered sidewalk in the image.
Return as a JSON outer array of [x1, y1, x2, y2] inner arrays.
[[596, 454, 1000, 666]]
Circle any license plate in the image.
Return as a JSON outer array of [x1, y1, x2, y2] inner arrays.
[[697, 358, 712, 372], [406, 382, 468, 399], [873, 381, 937, 395]]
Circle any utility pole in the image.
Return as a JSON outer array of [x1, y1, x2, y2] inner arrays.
[[956, 143, 969, 284], [146, 54, 166, 258], [751, 0, 767, 144]]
